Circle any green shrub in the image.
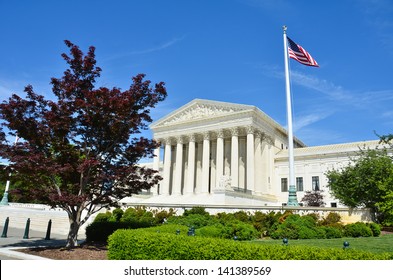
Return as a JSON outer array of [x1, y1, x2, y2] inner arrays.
[[93, 211, 112, 222], [233, 211, 251, 223], [196, 221, 258, 241], [142, 224, 189, 235], [120, 207, 155, 227], [367, 223, 381, 237], [271, 214, 324, 239], [320, 226, 343, 238], [196, 224, 230, 238], [167, 214, 216, 229], [344, 222, 373, 237], [298, 226, 326, 239], [230, 221, 259, 240], [153, 208, 177, 224], [183, 206, 209, 216], [111, 208, 124, 222], [252, 211, 281, 236], [85, 221, 129, 243], [107, 229, 393, 260]]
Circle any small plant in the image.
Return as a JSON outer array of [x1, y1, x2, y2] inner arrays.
[[301, 190, 326, 207]]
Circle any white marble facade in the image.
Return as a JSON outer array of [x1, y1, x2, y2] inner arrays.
[[124, 99, 381, 207]]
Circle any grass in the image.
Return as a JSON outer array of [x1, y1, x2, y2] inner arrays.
[[250, 234, 393, 254]]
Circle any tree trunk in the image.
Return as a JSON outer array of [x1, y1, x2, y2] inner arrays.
[[66, 211, 82, 248]]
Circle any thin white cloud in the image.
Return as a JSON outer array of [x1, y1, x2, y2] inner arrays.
[[104, 36, 186, 62], [272, 68, 393, 110], [293, 111, 332, 132], [289, 71, 352, 102]]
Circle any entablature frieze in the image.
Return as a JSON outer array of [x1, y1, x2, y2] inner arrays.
[[155, 126, 276, 146]]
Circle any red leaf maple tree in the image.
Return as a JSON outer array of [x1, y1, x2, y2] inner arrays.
[[0, 40, 167, 247]]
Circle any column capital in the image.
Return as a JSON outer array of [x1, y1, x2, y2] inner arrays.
[[176, 136, 184, 144], [203, 132, 210, 141], [246, 125, 255, 134], [188, 133, 196, 142], [164, 138, 173, 145], [230, 127, 239, 137], [216, 129, 225, 139]]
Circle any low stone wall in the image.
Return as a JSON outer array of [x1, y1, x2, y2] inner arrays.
[[0, 205, 97, 238]]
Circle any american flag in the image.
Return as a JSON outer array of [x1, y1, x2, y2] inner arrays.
[[287, 36, 319, 67]]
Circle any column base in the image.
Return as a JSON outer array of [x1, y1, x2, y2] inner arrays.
[[0, 192, 9, 206], [287, 185, 299, 206]]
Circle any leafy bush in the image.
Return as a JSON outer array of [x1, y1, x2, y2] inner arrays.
[[343, 222, 373, 237], [271, 214, 325, 239], [367, 222, 381, 237], [93, 211, 112, 222], [142, 224, 189, 235], [320, 226, 343, 238], [183, 206, 209, 216], [152, 208, 177, 224], [230, 221, 259, 240], [107, 228, 393, 260], [85, 221, 129, 243], [196, 224, 230, 239], [167, 214, 217, 229], [196, 221, 258, 241], [233, 211, 252, 223], [120, 207, 155, 227], [252, 211, 281, 236], [111, 208, 124, 222]]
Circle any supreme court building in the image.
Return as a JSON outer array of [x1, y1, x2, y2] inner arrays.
[[122, 99, 380, 208]]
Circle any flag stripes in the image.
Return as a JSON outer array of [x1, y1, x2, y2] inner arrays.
[[287, 36, 319, 67]]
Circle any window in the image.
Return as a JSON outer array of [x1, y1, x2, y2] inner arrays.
[[281, 178, 288, 192], [296, 177, 304, 191], [312, 176, 320, 191]]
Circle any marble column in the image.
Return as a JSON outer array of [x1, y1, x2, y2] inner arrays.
[[254, 132, 263, 195], [231, 127, 239, 188], [173, 136, 184, 195], [152, 143, 161, 195], [201, 132, 210, 193], [247, 126, 255, 193], [185, 134, 196, 194], [215, 129, 224, 190], [162, 138, 172, 195]]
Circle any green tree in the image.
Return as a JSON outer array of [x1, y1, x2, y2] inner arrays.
[[325, 148, 393, 225]]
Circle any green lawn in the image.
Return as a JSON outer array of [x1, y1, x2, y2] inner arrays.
[[251, 234, 393, 254]]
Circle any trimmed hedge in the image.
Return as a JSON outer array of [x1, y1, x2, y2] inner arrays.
[[107, 228, 393, 260]]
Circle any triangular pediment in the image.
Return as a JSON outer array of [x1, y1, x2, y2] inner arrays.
[[151, 99, 254, 128]]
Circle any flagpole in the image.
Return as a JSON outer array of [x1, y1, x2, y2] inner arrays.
[[283, 25, 299, 206]]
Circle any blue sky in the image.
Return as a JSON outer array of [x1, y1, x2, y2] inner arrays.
[[1, 0, 392, 147]]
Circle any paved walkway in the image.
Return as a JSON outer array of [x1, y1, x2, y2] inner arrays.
[[0, 227, 72, 260]]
